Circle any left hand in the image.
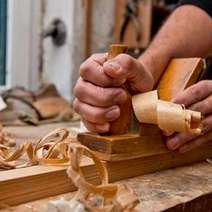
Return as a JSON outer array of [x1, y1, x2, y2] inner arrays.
[[166, 80, 212, 153]]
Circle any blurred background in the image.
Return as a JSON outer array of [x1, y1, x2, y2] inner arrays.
[[0, 0, 180, 102]]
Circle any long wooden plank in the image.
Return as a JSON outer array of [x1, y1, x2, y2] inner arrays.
[[1, 143, 212, 206], [3, 163, 212, 212]]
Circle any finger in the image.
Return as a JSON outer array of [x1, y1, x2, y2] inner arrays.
[[80, 53, 123, 87], [166, 114, 212, 150], [74, 78, 127, 107], [201, 114, 212, 134], [73, 98, 120, 124], [103, 54, 153, 93], [91, 53, 108, 65], [82, 118, 110, 133], [163, 131, 174, 136], [172, 80, 212, 107], [166, 132, 198, 150], [189, 94, 212, 115], [179, 130, 212, 153]]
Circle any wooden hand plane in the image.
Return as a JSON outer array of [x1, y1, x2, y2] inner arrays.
[[78, 45, 212, 166]]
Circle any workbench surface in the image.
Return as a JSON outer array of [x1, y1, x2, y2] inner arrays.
[[1, 123, 212, 212]]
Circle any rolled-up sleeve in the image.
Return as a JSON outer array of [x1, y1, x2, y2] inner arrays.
[[180, 0, 212, 17]]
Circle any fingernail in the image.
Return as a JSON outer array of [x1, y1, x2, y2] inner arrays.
[[95, 123, 110, 132], [109, 62, 120, 70], [105, 106, 120, 121], [106, 62, 122, 75], [167, 137, 179, 150]]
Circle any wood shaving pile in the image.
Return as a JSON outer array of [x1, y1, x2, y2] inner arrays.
[[0, 128, 73, 170], [0, 127, 140, 211], [48, 143, 140, 212]]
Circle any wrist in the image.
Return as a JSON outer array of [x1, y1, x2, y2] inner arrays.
[[138, 47, 172, 86]]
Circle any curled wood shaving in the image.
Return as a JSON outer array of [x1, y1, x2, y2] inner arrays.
[[0, 128, 73, 170], [66, 143, 140, 211], [132, 90, 202, 134], [0, 129, 16, 147]]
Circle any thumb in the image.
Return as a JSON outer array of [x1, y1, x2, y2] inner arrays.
[[103, 54, 153, 93]]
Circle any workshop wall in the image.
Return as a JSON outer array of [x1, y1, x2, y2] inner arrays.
[[42, 0, 115, 101]]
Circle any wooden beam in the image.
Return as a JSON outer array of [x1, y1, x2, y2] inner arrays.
[[1, 143, 212, 206], [83, 0, 92, 58]]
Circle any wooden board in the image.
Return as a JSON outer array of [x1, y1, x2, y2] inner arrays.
[[1, 143, 212, 206], [2, 162, 212, 212]]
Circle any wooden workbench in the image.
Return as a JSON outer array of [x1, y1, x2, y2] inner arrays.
[[1, 123, 212, 212]]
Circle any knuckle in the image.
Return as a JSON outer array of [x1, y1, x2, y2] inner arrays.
[[80, 57, 104, 80], [96, 63, 104, 75], [91, 53, 107, 63], [73, 79, 81, 95], [201, 80, 212, 90], [190, 85, 203, 101], [190, 103, 200, 112], [83, 122, 96, 132], [73, 99, 80, 113], [73, 79, 86, 99], [80, 57, 96, 77], [179, 133, 196, 143], [79, 61, 89, 77], [192, 80, 212, 96], [95, 87, 122, 106], [117, 54, 133, 69], [82, 120, 93, 131], [92, 110, 105, 122], [90, 53, 102, 60], [96, 87, 112, 104], [203, 99, 211, 113]]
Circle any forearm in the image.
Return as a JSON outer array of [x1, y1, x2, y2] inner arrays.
[[139, 5, 212, 85]]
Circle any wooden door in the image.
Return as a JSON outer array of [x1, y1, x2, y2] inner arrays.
[[42, 0, 87, 101]]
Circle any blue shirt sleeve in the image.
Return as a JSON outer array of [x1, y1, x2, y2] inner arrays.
[[180, 0, 212, 17]]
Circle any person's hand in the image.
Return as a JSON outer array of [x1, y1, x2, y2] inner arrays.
[[73, 53, 154, 133], [166, 80, 212, 153]]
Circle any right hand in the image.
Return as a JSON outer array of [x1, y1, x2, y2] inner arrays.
[[73, 53, 154, 133]]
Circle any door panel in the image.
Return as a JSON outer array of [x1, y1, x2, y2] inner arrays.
[[43, 0, 86, 101]]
